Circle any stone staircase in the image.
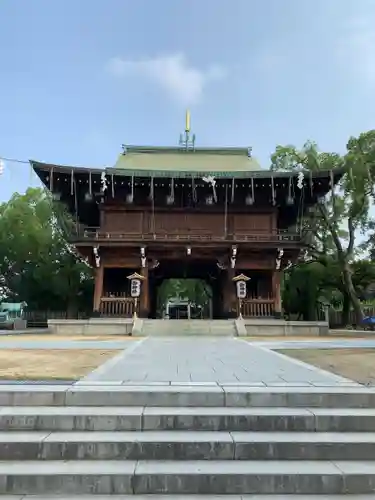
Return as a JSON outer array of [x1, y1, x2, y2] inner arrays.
[[0, 384, 375, 497], [140, 318, 237, 336]]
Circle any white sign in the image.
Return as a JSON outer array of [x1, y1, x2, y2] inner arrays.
[[236, 280, 247, 299], [130, 279, 141, 298]]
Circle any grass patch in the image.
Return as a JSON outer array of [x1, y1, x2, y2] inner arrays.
[[278, 348, 375, 385], [0, 349, 120, 380]]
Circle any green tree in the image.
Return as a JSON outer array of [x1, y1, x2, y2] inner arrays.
[[271, 131, 375, 324], [156, 278, 212, 316], [283, 262, 327, 321], [0, 188, 93, 314], [177, 279, 212, 307], [283, 259, 375, 324]]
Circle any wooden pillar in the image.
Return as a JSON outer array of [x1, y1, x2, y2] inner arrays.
[[93, 265, 104, 312], [140, 266, 149, 317], [272, 270, 282, 318], [223, 268, 235, 315]]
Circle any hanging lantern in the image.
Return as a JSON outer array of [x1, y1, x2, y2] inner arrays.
[[127, 272, 145, 299], [126, 175, 135, 203], [236, 280, 247, 299], [130, 279, 141, 298], [286, 176, 294, 205], [232, 273, 251, 299], [286, 195, 294, 205], [245, 194, 254, 205]]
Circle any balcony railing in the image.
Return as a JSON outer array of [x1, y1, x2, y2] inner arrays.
[[72, 228, 303, 243]]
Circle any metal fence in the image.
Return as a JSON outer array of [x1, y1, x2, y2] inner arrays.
[[329, 307, 375, 328], [23, 311, 89, 328]]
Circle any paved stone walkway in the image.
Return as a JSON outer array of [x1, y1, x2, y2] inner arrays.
[[82, 337, 355, 385]]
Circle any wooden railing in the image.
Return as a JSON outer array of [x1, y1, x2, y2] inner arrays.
[[241, 299, 275, 318], [99, 297, 136, 317], [99, 298, 274, 318], [72, 228, 302, 243]]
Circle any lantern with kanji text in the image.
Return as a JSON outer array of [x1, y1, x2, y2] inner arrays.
[[127, 272, 145, 319], [232, 274, 251, 318]]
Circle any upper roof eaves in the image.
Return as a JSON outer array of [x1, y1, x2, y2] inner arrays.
[[123, 145, 251, 156]]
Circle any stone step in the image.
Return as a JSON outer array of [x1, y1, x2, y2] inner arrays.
[[5, 496, 375, 500], [1, 431, 375, 461], [141, 320, 236, 336], [141, 329, 235, 336], [142, 320, 235, 324], [142, 333, 235, 337], [2, 406, 375, 432], [142, 406, 375, 432], [142, 324, 235, 328], [2, 384, 375, 408], [142, 324, 234, 327], [155, 328, 234, 331], [142, 323, 235, 326], [0, 460, 375, 494], [5, 497, 375, 500]]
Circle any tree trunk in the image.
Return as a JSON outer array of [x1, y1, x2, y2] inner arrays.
[[66, 292, 79, 319], [341, 292, 350, 327], [342, 261, 363, 325]]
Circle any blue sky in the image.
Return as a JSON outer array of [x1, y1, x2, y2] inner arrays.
[[0, 0, 374, 201]]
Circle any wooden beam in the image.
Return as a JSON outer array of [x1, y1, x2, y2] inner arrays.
[[272, 270, 282, 318], [223, 268, 235, 314], [93, 265, 104, 312], [140, 265, 149, 317]]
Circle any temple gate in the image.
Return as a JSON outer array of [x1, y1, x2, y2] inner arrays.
[[32, 116, 342, 320]]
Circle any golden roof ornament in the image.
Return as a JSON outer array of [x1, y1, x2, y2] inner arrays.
[[179, 110, 196, 151]]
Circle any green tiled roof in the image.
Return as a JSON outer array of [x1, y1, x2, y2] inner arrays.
[[108, 146, 262, 178]]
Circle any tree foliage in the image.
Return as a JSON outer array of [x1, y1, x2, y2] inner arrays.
[[283, 259, 375, 323], [156, 279, 212, 316], [271, 130, 375, 323], [0, 188, 93, 313]]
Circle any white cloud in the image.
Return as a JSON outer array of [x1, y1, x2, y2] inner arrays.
[[107, 53, 225, 105]]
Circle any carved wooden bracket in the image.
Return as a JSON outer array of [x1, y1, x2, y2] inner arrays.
[[150, 259, 160, 269], [275, 248, 284, 270], [93, 245, 100, 268], [140, 247, 146, 268]]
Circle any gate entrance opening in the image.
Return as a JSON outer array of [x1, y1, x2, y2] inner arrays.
[[149, 259, 222, 319], [157, 279, 213, 319]]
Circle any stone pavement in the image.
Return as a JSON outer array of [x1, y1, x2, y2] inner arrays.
[[0, 336, 374, 351], [82, 337, 357, 385]]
